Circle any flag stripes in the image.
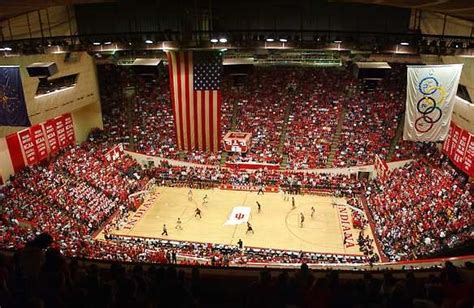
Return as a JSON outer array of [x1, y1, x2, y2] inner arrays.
[[167, 51, 221, 152]]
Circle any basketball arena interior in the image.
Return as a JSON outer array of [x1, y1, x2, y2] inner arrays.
[[0, 0, 473, 307]]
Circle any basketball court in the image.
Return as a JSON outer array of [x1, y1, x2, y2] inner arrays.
[[109, 187, 379, 256]]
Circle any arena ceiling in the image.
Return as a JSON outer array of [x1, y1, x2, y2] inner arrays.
[[2, 0, 473, 22], [332, 0, 474, 21], [0, 0, 114, 21]]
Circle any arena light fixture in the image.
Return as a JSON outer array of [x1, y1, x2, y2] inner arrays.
[[279, 38, 288, 42], [400, 42, 409, 46], [266, 38, 274, 42], [145, 39, 153, 44], [334, 39, 342, 44], [210, 38, 218, 43], [219, 38, 227, 43], [92, 42, 101, 46], [3, 47, 12, 51], [104, 41, 112, 45]]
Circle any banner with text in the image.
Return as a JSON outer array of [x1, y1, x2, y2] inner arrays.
[[6, 113, 75, 172], [442, 121, 474, 176]]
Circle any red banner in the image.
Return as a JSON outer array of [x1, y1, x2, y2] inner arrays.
[[104, 143, 124, 161], [64, 113, 75, 145], [442, 121, 474, 176], [6, 134, 25, 172], [55, 115, 67, 148], [44, 120, 59, 153], [224, 162, 280, 170], [18, 129, 37, 166], [30, 124, 48, 161], [374, 154, 390, 182], [464, 136, 474, 175], [6, 113, 75, 173]]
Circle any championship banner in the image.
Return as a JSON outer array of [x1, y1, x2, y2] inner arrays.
[[0, 66, 30, 127], [18, 129, 38, 166], [442, 121, 474, 176], [30, 124, 48, 161], [55, 115, 67, 148], [224, 206, 251, 225], [5, 113, 76, 173], [44, 120, 59, 153], [403, 64, 463, 141], [64, 113, 75, 145]]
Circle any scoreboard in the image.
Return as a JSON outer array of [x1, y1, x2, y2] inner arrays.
[[223, 132, 252, 153]]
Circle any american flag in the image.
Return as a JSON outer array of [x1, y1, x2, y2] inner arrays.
[[166, 51, 222, 152]]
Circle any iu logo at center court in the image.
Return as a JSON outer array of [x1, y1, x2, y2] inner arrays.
[[235, 213, 245, 220]]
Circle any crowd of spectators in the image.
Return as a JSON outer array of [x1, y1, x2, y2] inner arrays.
[[2, 60, 473, 273], [0, 138, 472, 273], [366, 150, 473, 261], [332, 65, 406, 167], [284, 68, 353, 169], [97, 63, 419, 169], [1, 235, 472, 308], [99, 64, 230, 165], [143, 161, 362, 195], [227, 67, 295, 164]]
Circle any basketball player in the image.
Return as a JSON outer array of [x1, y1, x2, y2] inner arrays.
[[256, 201, 261, 213], [175, 217, 183, 230], [311, 206, 315, 218], [300, 213, 305, 228], [161, 224, 168, 236], [292, 197, 296, 209], [246, 222, 254, 234], [257, 184, 264, 195], [187, 189, 193, 201], [202, 194, 208, 206], [195, 207, 202, 218]]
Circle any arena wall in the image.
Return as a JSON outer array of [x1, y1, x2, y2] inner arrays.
[[452, 96, 474, 133], [421, 55, 474, 102], [0, 52, 103, 181], [126, 149, 413, 176]]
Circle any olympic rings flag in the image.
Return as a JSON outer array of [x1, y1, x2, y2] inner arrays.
[[403, 64, 463, 141]]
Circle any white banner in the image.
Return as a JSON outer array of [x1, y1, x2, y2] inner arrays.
[[224, 206, 251, 225], [403, 64, 463, 141]]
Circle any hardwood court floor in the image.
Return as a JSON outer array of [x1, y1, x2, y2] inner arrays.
[[113, 187, 378, 256]]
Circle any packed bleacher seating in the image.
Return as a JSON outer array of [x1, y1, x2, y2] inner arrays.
[[144, 161, 362, 195], [99, 65, 223, 165], [97, 64, 418, 169], [366, 150, 473, 261], [284, 68, 353, 169], [332, 65, 406, 167], [226, 67, 293, 164]]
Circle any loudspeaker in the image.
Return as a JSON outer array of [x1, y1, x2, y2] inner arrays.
[[26, 62, 58, 77]]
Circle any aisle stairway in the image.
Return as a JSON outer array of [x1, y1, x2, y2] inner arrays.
[[387, 113, 405, 161], [325, 106, 347, 168], [220, 99, 241, 165], [125, 86, 136, 151], [279, 101, 295, 169]]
